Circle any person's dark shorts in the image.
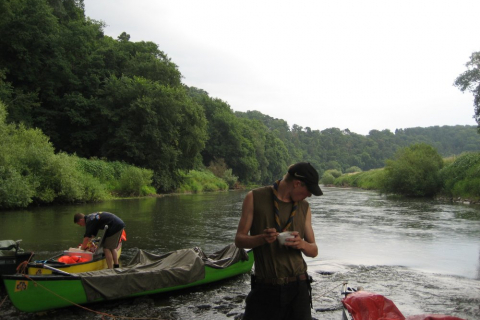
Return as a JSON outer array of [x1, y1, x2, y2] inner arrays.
[[243, 279, 311, 320], [103, 229, 123, 250]]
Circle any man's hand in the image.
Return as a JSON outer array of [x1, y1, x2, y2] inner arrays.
[[284, 231, 303, 249], [262, 228, 279, 244]]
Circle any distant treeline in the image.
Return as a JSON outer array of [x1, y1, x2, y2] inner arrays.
[[1, 0, 479, 196]]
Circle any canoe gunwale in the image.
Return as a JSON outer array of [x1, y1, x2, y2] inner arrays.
[[27, 243, 122, 274], [30, 252, 105, 268], [2, 274, 80, 281]]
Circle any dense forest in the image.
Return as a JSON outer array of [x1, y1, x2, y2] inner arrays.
[[1, 0, 479, 194]]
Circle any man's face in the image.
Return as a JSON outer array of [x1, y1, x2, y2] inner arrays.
[[76, 219, 85, 227], [291, 180, 312, 202]]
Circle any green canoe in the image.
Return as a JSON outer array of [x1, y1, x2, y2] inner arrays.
[[2, 244, 254, 313]]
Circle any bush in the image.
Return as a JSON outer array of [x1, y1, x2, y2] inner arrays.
[[207, 159, 238, 189], [321, 172, 335, 185], [440, 152, 480, 199], [76, 158, 155, 197], [334, 173, 355, 187], [353, 169, 385, 190], [381, 143, 443, 197], [0, 102, 59, 207], [141, 185, 157, 196], [0, 166, 35, 208], [452, 178, 480, 198], [346, 166, 362, 173], [116, 166, 154, 196], [76, 158, 118, 183], [325, 169, 342, 178], [222, 169, 239, 189], [0, 102, 156, 208], [78, 173, 110, 202], [37, 152, 83, 203], [177, 170, 228, 193], [334, 169, 384, 189]]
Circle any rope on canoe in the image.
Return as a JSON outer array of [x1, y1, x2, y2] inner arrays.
[[0, 295, 7, 309], [0, 253, 34, 310], [20, 273, 165, 320], [16, 252, 35, 274]]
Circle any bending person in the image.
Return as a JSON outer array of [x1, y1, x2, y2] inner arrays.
[[74, 212, 125, 269]]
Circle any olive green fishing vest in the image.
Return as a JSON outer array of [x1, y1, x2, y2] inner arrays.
[[251, 186, 309, 279]]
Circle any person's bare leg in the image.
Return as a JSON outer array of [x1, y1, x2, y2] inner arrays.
[[112, 248, 119, 265], [104, 249, 113, 269]]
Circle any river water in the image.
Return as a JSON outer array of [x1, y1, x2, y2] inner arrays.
[[1, 187, 479, 319]]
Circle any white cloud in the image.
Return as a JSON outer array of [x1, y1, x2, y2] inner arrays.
[[84, 0, 480, 135]]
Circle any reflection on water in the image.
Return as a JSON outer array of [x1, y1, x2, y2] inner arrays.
[[1, 188, 479, 319], [0, 188, 478, 278], [309, 187, 480, 279]]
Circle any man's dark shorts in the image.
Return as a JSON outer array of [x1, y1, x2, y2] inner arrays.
[[243, 280, 311, 320], [103, 229, 123, 250]]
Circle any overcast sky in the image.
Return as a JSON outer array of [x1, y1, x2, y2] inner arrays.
[[83, 0, 480, 135]]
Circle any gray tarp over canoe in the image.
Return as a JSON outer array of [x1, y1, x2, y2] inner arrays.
[[79, 244, 248, 301]]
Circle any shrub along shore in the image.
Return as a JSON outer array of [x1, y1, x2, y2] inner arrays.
[[328, 146, 480, 205]]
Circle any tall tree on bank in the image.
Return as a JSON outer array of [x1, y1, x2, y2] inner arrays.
[[0, 0, 206, 191], [382, 143, 444, 197], [0, 0, 66, 127], [98, 77, 207, 191], [455, 51, 480, 133], [187, 87, 260, 183]]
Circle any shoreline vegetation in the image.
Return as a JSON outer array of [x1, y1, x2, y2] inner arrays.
[[0, 101, 241, 210], [2, 1, 480, 211], [2, 123, 479, 209], [1, 99, 479, 209], [326, 147, 480, 205]]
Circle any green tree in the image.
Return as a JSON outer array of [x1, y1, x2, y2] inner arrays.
[[263, 132, 290, 183], [97, 76, 207, 191], [455, 51, 480, 132], [0, 0, 60, 127], [188, 89, 260, 183], [123, 42, 182, 87], [235, 110, 292, 183], [382, 143, 444, 197]]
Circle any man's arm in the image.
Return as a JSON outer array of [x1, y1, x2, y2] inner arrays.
[[285, 207, 318, 257], [80, 237, 91, 250], [235, 191, 278, 249], [80, 221, 96, 251]]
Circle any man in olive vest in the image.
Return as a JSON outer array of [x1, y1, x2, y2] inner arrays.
[[235, 162, 322, 320]]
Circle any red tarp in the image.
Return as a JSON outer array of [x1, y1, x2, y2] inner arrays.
[[342, 291, 466, 320], [343, 291, 405, 320], [405, 316, 466, 320]]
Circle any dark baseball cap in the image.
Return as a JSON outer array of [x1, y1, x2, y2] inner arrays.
[[288, 162, 323, 196]]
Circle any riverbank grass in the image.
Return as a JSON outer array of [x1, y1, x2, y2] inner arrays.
[[333, 169, 385, 190], [176, 170, 229, 193]]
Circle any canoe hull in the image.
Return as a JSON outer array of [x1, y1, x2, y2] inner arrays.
[[2, 249, 254, 313]]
